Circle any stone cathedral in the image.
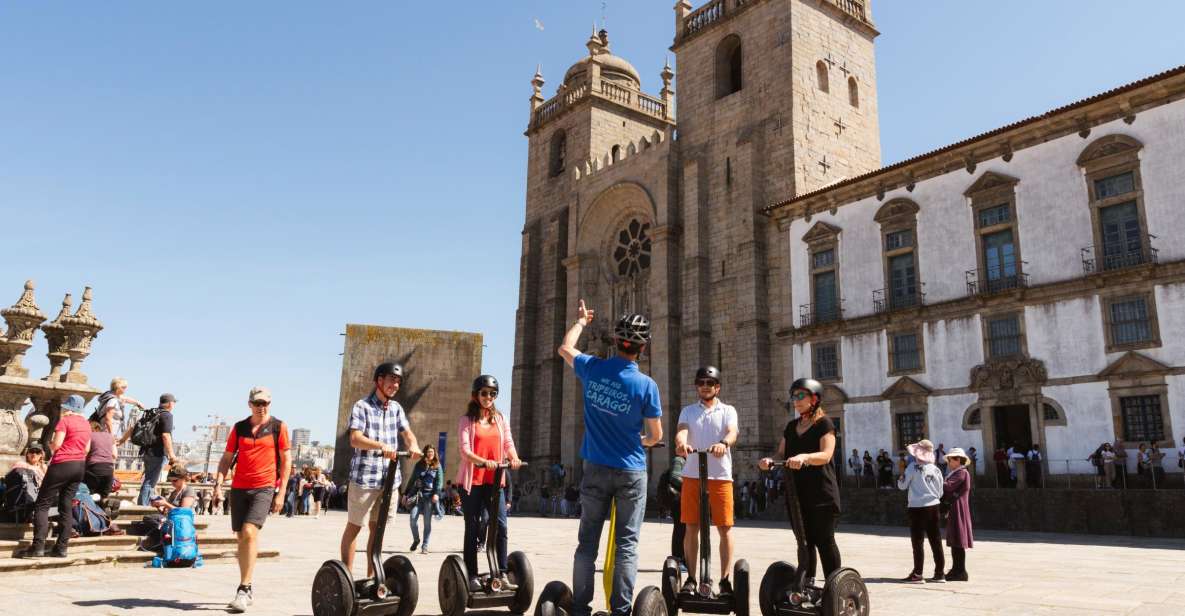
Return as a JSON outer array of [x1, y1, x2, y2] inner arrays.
[[511, 0, 883, 481]]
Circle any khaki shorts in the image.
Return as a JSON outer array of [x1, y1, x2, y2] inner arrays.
[[680, 478, 734, 527], [347, 485, 394, 527]]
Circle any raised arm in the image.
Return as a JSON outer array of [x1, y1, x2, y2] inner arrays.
[[557, 300, 595, 367]]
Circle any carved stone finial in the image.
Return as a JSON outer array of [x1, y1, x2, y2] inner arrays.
[[42, 293, 73, 379], [60, 286, 103, 384], [0, 280, 47, 378]]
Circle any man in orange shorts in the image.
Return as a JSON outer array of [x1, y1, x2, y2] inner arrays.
[[674, 366, 739, 596]]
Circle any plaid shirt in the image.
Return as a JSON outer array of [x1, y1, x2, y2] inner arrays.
[[348, 393, 409, 489]]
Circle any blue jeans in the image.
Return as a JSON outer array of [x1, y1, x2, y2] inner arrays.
[[409, 499, 434, 548], [137, 455, 166, 506], [283, 488, 298, 516], [573, 462, 647, 616]]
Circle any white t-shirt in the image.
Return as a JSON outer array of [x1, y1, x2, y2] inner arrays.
[[677, 399, 738, 481]]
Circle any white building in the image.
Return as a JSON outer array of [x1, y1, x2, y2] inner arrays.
[[292, 428, 312, 447], [767, 66, 1185, 481]]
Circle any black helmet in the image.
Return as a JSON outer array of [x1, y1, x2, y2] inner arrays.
[[695, 366, 722, 383], [789, 378, 824, 410], [613, 314, 651, 349], [472, 374, 499, 393], [373, 362, 405, 381]]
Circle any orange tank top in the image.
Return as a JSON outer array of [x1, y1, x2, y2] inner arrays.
[[470, 420, 501, 486]]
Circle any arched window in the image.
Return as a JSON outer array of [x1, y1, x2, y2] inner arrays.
[[611, 145, 621, 163], [847, 77, 859, 108], [613, 219, 652, 277], [716, 35, 743, 99], [549, 130, 567, 177], [816, 60, 829, 93]]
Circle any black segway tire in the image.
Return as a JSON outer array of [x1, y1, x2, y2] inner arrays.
[[382, 555, 419, 616], [439, 555, 469, 616], [733, 559, 750, 616], [758, 561, 796, 616], [821, 568, 869, 616], [534, 581, 573, 616], [312, 559, 356, 616], [661, 557, 681, 616], [507, 551, 535, 614], [633, 586, 668, 616]]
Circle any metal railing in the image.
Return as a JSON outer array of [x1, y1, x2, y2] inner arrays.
[[1081, 238, 1158, 274], [836, 457, 1185, 490], [966, 265, 1029, 296], [799, 300, 844, 328], [872, 285, 925, 314]]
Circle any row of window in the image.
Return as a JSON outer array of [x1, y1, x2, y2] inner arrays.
[[815, 60, 859, 108], [803, 135, 1156, 333]]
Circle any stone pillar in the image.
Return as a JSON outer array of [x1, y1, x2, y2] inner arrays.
[[530, 66, 545, 113], [660, 59, 675, 122], [673, 0, 692, 46]]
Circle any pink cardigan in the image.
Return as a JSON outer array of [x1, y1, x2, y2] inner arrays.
[[455, 412, 518, 493]]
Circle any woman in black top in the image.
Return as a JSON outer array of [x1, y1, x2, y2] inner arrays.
[[759, 378, 841, 580]]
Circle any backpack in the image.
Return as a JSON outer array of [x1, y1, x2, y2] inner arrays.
[[0, 468, 39, 523], [228, 416, 284, 480], [72, 483, 111, 536], [150, 507, 203, 568], [131, 408, 165, 449]]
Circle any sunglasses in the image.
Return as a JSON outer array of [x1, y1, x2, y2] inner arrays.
[[250, 400, 271, 407], [695, 379, 718, 387], [478, 390, 498, 399], [791, 391, 811, 401]]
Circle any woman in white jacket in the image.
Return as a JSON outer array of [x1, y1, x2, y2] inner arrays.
[[897, 439, 945, 583]]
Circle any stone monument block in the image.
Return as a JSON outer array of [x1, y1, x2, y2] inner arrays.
[[333, 324, 483, 487]]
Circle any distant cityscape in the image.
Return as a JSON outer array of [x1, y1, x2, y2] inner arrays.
[[114, 408, 332, 474]]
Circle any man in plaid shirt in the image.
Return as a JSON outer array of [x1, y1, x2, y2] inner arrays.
[[338, 362, 422, 578]]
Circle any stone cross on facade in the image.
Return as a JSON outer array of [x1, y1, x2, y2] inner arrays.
[[817, 156, 832, 174], [834, 117, 847, 135]]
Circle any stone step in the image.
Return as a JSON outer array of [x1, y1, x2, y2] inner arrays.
[[0, 547, 278, 574], [0, 520, 210, 541], [0, 533, 240, 557]]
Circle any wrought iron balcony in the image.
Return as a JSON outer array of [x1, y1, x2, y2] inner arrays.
[[1081, 238, 1158, 274], [966, 265, 1029, 296], [799, 301, 844, 328], [873, 285, 926, 314]]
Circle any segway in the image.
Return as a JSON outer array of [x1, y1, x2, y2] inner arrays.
[[534, 443, 667, 616], [757, 462, 868, 616], [440, 461, 534, 616], [662, 450, 749, 616], [312, 452, 419, 616]]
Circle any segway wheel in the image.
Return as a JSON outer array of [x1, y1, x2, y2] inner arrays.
[[821, 568, 869, 616], [661, 557, 681, 616], [312, 560, 356, 616], [507, 551, 536, 614], [758, 561, 795, 616], [633, 586, 668, 616], [439, 555, 469, 616], [382, 555, 419, 616], [732, 559, 750, 616], [534, 581, 573, 616]]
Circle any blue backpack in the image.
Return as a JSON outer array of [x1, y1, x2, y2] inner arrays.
[[150, 507, 203, 568], [72, 483, 111, 536]]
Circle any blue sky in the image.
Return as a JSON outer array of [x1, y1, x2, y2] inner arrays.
[[3, 2, 1183, 443]]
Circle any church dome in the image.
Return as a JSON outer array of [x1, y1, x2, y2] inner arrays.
[[562, 29, 641, 89]]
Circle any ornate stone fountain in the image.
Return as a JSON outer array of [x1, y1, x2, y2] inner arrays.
[[0, 280, 103, 473]]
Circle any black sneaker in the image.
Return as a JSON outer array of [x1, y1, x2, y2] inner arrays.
[[928, 572, 945, 584], [16, 546, 45, 559], [902, 572, 924, 584], [409, 539, 420, 552], [945, 569, 969, 582], [718, 577, 733, 596], [681, 577, 697, 594], [468, 576, 485, 593], [48, 546, 68, 558]]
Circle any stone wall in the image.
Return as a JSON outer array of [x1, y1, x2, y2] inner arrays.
[[333, 324, 482, 486]]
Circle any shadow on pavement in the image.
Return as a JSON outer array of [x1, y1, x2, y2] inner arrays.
[[75, 598, 225, 611]]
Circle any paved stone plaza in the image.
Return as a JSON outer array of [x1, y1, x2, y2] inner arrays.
[[2, 512, 1183, 615]]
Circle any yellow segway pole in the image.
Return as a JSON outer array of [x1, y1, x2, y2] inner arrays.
[[603, 496, 616, 610]]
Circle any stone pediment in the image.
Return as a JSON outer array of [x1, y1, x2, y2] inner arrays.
[[963, 171, 1019, 197], [874, 198, 920, 223], [1098, 351, 1169, 379], [1077, 134, 1142, 167], [969, 357, 1047, 392], [882, 376, 931, 399], [821, 384, 849, 405], [802, 221, 841, 245]]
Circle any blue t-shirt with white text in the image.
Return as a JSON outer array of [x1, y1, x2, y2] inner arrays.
[[573, 354, 662, 471]]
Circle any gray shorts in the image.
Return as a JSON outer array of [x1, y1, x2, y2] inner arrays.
[[230, 487, 273, 532]]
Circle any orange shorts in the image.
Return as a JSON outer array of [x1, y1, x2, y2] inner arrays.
[[680, 478, 734, 527]]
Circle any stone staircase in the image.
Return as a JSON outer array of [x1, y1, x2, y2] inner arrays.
[[0, 485, 278, 572]]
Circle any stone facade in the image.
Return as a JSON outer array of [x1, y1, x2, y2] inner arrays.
[[333, 324, 482, 485]]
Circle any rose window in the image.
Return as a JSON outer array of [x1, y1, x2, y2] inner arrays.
[[613, 219, 652, 277]]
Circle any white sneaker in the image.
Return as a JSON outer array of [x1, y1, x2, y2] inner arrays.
[[228, 587, 253, 613]]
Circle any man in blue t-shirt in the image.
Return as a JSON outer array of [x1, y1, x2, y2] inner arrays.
[[558, 299, 663, 616]]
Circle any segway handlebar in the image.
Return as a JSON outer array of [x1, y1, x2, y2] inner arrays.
[[494, 460, 528, 469]]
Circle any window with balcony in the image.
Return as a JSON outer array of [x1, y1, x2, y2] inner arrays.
[[812, 341, 840, 381], [873, 198, 923, 313], [965, 172, 1025, 296], [801, 221, 842, 327], [1078, 135, 1155, 274]]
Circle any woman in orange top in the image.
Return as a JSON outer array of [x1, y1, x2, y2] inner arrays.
[[456, 375, 522, 592]]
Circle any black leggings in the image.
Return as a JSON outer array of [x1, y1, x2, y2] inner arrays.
[[950, 547, 966, 574], [908, 505, 944, 575], [793, 505, 841, 579], [85, 463, 115, 501], [462, 485, 508, 577], [33, 461, 85, 550]]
